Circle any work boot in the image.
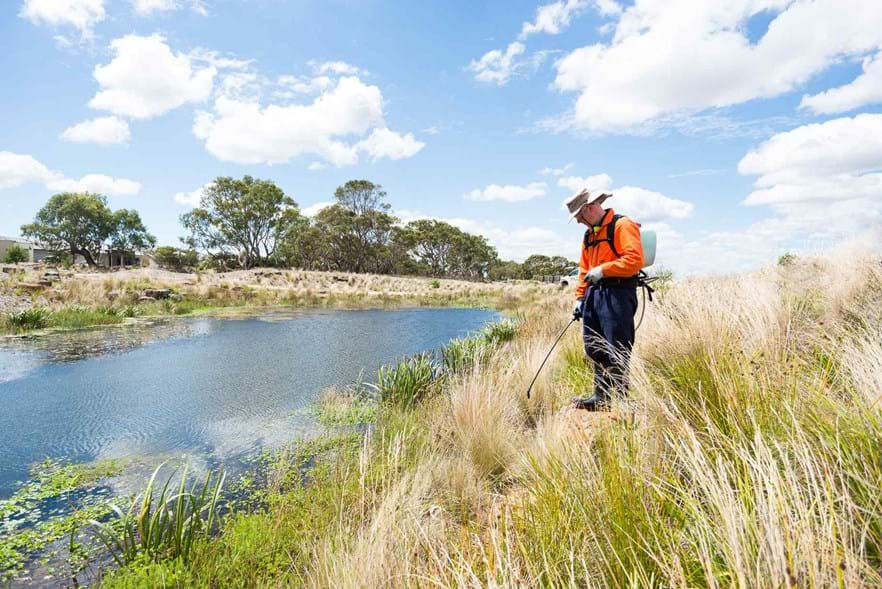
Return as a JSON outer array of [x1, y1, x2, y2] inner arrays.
[[571, 395, 610, 411]]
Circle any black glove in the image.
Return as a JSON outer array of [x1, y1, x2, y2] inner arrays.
[[572, 298, 584, 321]]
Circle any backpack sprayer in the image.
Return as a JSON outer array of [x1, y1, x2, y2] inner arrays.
[[525, 228, 657, 399]]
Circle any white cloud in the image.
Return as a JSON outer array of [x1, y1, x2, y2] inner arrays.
[[520, 0, 591, 39], [0, 151, 140, 196], [193, 76, 422, 166], [557, 173, 613, 193], [173, 185, 207, 207], [90, 34, 216, 119], [0, 151, 55, 188], [19, 0, 105, 36], [739, 113, 882, 209], [132, 0, 176, 15], [799, 52, 882, 114], [558, 174, 694, 223], [60, 116, 130, 144], [465, 182, 547, 203], [540, 162, 574, 176], [131, 0, 206, 15], [307, 162, 327, 171], [674, 113, 882, 276], [553, 0, 882, 132], [277, 74, 334, 95], [312, 61, 363, 76], [48, 174, 141, 196], [468, 42, 526, 86], [302, 201, 334, 217], [357, 128, 425, 161]]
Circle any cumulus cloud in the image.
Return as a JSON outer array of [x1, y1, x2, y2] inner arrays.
[[173, 185, 207, 207], [0, 152, 55, 188], [131, 0, 207, 16], [19, 0, 105, 36], [90, 34, 216, 119], [540, 163, 574, 176], [739, 113, 882, 210], [302, 201, 334, 217], [311, 61, 364, 76], [465, 182, 547, 203], [193, 76, 422, 167], [0, 151, 140, 195], [557, 173, 612, 194], [48, 174, 141, 196], [799, 52, 882, 114], [558, 174, 694, 223], [553, 0, 882, 132], [468, 42, 527, 85], [357, 128, 425, 161], [60, 116, 130, 144], [520, 0, 593, 39]]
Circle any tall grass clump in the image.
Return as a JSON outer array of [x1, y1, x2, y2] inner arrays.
[[369, 353, 442, 409], [89, 463, 224, 567], [3, 307, 51, 331]]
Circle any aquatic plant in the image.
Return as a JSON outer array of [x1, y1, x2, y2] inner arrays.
[[3, 307, 51, 331], [89, 463, 225, 566], [369, 353, 442, 409], [0, 458, 122, 581]]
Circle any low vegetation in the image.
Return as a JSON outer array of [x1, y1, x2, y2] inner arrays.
[[1, 267, 550, 334], [92, 248, 882, 588]]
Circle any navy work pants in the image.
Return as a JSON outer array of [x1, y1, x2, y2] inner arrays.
[[581, 285, 638, 400]]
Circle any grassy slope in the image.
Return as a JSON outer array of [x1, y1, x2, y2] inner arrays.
[[101, 251, 882, 588]]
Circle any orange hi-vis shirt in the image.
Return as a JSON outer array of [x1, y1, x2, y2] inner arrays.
[[575, 208, 644, 299]]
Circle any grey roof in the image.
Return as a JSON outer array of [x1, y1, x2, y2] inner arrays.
[[0, 235, 34, 244]]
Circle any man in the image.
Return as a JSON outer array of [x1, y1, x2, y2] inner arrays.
[[566, 189, 644, 411]]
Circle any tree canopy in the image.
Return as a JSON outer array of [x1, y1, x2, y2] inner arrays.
[[181, 176, 301, 269], [21, 192, 154, 267]]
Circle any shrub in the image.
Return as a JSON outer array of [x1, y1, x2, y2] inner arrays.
[[429, 279, 441, 289], [153, 247, 199, 272], [3, 244, 28, 264], [778, 252, 797, 266]]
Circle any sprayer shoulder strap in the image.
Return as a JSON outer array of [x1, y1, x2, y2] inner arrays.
[[583, 214, 624, 258]]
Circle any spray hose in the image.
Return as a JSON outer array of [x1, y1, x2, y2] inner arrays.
[[525, 271, 658, 399]]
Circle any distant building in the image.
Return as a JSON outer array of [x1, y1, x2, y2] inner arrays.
[[0, 235, 54, 263], [0, 235, 150, 267]]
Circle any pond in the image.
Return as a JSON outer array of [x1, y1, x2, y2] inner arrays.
[[0, 307, 501, 498]]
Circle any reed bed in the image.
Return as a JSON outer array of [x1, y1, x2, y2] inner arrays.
[[99, 250, 882, 588]]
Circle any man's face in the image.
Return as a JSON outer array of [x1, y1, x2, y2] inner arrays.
[[576, 202, 604, 226]]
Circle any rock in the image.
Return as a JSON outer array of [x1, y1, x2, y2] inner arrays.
[[138, 295, 157, 303], [143, 288, 171, 300], [38, 280, 52, 287], [17, 283, 45, 292], [169, 293, 184, 301]]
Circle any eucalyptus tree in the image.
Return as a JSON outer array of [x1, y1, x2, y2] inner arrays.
[[181, 176, 302, 269], [22, 192, 153, 267]]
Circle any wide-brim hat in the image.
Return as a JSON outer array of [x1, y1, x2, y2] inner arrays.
[[565, 189, 612, 220]]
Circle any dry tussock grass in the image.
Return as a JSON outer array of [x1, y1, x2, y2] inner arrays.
[[306, 250, 882, 588]]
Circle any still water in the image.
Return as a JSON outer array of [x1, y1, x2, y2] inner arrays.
[[0, 307, 499, 497]]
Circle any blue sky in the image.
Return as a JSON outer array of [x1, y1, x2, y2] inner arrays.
[[2, 0, 881, 274]]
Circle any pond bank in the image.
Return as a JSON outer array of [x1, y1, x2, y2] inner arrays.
[[1, 267, 553, 334]]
